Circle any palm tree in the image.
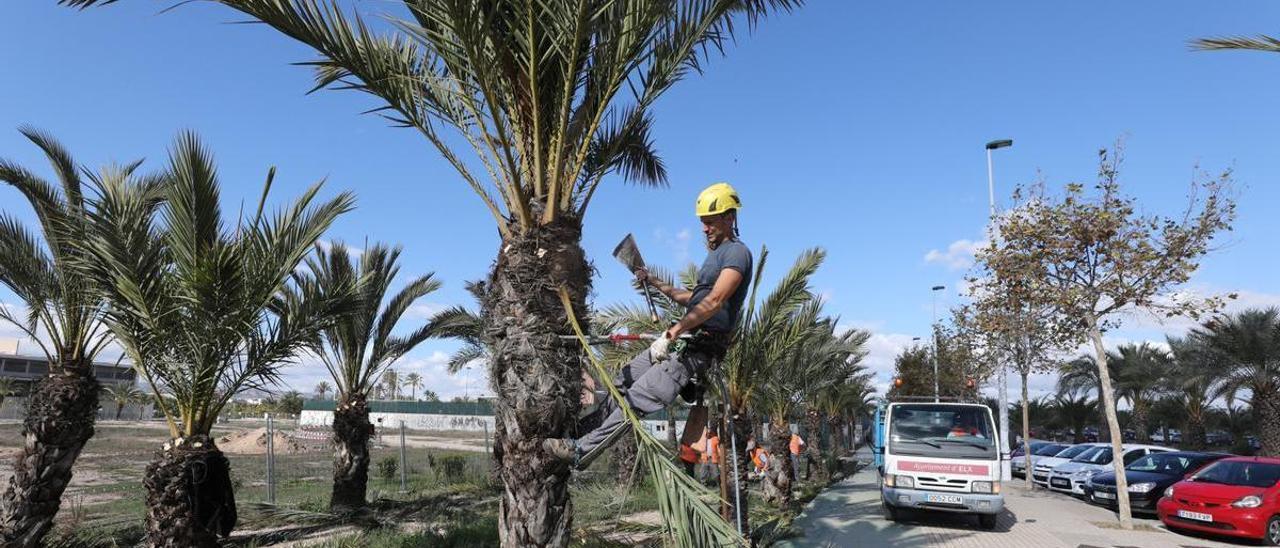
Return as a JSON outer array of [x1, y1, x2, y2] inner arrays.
[[755, 313, 865, 506], [306, 242, 443, 511], [1058, 354, 1118, 442], [1193, 308, 1280, 456], [315, 381, 332, 400], [403, 373, 423, 401], [80, 132, 354, 546], [810, 369, 872, 481], [1053, 387, 1098, 444], [62, 2, 799, 544], [103, 383, 144, 421], [718, 247, 824, 528], [820, 378, 876, 454], [381, 369, 400, 401], [1111, 343, 1171, 443], [1167, 336, 1218, 449], [0, 128, 117, 547]]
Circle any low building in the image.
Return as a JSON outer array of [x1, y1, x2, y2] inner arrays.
[[0, 351, 139, 395], [300, 399, 687, 438]]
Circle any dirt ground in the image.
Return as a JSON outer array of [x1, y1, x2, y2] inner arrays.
[[0, 418, 492, 533]]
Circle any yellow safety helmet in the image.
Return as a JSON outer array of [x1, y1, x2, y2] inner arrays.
[[695, 182, 742, 217]]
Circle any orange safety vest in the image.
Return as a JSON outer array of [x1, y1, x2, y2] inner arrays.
[[679, 443, 699, 464], [708, 436, 721, 464], [790, 434, 805, 456], [751, 447, 769, 469]]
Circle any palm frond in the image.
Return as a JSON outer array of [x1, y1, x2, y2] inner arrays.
[[560, 288, 742, 547], [1193, 35, 1280, 52]]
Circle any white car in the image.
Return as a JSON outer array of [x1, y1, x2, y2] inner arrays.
[[1046, 444, 1174, 496], [1032, 443, 1105, 487], [1012, 442, 1069, 478]]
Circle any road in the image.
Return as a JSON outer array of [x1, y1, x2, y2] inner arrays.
[[778, 450, 1249, 548]]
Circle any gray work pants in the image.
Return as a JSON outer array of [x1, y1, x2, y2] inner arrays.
[[575, 348, 711, 456]]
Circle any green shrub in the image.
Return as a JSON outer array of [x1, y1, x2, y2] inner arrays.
[[378, 456, 399, 480]]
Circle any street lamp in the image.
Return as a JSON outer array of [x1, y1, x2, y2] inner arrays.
[[985, 138, 1013, 481], [931, 285, 945, 403]]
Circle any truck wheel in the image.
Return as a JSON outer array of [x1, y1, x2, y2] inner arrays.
[[978, 513, 998, 530], [883, 502, 899, 522]]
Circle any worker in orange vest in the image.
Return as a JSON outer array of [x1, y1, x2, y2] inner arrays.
[[678, 441, 699, 476], [698, 426, 720, 485]]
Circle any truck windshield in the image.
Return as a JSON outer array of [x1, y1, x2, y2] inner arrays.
[[888, 404, 997, 460]]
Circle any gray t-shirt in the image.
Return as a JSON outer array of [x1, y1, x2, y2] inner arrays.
[[688, 239, 753, 333]]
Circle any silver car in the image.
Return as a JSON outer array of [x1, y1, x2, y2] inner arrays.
[[1012, 442, 1068, 478], [1032, 443, 1105, 487], [1047, 444, 1174, 496]]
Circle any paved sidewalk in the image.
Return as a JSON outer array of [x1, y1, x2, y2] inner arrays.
[[778, 452, 1247, 548]]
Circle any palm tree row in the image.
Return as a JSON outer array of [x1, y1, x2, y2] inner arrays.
[[0, 129, 445, 546], [1033, 308, 1280, 455]]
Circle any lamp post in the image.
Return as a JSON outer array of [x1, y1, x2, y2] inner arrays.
[[931, 285, 945, 403], [985, 138, 1013, 482]]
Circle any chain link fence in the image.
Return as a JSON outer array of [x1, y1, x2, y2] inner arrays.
[[0, 414, 495, 543]]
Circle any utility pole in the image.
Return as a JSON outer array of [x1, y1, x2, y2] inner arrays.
[[931, 285, 945, 403], [986, 138, 1013, 482]]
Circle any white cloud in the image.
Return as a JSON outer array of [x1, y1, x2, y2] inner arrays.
[[862, 332, 920, 388], [923, 238, 987, 271], [404, 302, 449, 320], [654, 227, 694, 266]]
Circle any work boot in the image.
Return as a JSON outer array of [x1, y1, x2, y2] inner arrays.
[[542, 438, 579, 467]]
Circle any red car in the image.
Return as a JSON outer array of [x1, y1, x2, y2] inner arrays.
[[1157, 456, 1280, 545]]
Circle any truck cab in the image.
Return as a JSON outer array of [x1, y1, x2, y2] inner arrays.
[[877, 400, 1004, 530]]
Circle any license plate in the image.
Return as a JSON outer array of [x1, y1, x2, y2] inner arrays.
[[1177, 510, 1213, 522], [1051, 478, 1070, 487], [1094, 492, 1115, 500], [926, 494, 963, 505]]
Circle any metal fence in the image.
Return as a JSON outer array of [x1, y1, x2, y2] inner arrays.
[[40, 415, 494, 540]]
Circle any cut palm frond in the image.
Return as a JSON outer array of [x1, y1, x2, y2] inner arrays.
[[560, 288, 742, 548]]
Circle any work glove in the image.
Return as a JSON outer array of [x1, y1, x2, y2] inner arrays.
[[649, 333, 671, 362]]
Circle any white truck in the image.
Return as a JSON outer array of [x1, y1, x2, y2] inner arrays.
[[876, 400, 1004, 530]]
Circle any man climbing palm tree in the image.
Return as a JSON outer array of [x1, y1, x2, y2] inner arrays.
[[546, 183, 751, 468]]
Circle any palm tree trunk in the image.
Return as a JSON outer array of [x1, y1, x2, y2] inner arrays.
[[115, 402, 125, 421], [1021, 371, 1033, 489], [1186, 405, 1207, 450], [143, 436, 236, 547], [0, 367, 99, 548], [611, 435, 641, 485], [827, 416, 844, 459], [805, 410, 825, 482], [768, 419, 795, 508], [1255, 392, 1280, 457], [330, 393, 373, 512], [1088, 317, 1133, 530], [1132, 401, 1150, 443], [485, 218, 590, 548], [720, 409, 751, 535]]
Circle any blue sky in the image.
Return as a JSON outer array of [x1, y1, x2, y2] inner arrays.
[[2, 1, 1279, 400]]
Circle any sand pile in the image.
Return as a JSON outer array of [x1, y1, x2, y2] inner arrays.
[[218, 427, 311, 455]]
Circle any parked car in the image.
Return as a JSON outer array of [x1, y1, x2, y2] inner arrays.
[[1083, 451, 1230, 514], [1158, 456, 1280, 545], [1047, 444, 1174, 496], [1012, 442, 1068, 479], [1033, 443, 1105, 487], [1205, 431, 1233, 446]]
